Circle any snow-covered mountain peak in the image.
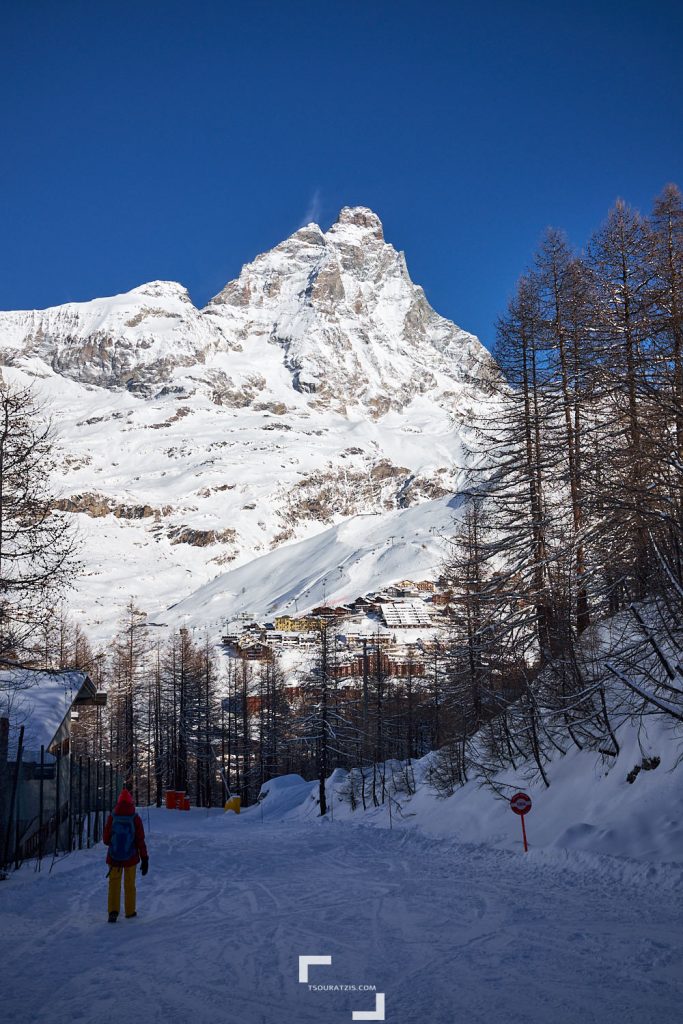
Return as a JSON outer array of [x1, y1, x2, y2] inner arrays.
[[0, 207, 495, 409], [0, 206, 500, 637], [201, 205, 497, 413], [286, 223, 327, 245], [129, 280, 194, 303], [331, 205, 385, 239]]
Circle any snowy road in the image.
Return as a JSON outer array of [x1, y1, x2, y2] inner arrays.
[[2, 809, 682, 1024]]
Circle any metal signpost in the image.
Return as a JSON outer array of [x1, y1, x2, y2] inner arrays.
[[510, 791, 532, 852]]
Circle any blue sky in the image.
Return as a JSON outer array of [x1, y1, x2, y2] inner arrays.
[[1, 1, 681, 348]]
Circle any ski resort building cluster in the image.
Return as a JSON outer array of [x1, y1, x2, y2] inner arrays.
[[220, 579, 454, 684]]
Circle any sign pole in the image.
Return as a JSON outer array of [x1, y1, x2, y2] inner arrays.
[[509, 791, 532, 852]]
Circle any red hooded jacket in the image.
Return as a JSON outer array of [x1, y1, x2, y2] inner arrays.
[[103, 789, 148, 867]]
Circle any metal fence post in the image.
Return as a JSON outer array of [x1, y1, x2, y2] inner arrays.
[[94, 760, 100, 843], [86, 757, 91, 849], [0, 718, 9, 869], [2, 725, 24, 871], [67, 749, 73, 852], [38, 745, 45, 866], [77, 756, 83, 850], [54, 749, 61, 857]]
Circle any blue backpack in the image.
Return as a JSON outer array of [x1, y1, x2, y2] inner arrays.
[[109, 814, 136, 864]]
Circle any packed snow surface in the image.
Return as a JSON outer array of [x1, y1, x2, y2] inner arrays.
[[2, 803, 681, 1024], [2, 711, 682, 1024]]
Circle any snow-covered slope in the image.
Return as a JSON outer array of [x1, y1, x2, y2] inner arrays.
[[165, 494, 466, 632], [0, 208, 497, 640], [0, 280, 218, 387], [262, 716, 683, 866]]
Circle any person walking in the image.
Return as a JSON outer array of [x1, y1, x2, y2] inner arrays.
[[103, 787, 149, 923]]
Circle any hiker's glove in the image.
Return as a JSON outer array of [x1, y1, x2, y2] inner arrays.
[[141, 857, 149, 876]]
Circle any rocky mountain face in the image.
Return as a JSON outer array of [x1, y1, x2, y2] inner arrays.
[[1, 207, 495, 406], [0, 207, 497, 639], [203, 206, 494, 415]]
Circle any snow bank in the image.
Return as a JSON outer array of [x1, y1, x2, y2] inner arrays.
[[255, 773, 314, 819], [252, 715, 683, 864]]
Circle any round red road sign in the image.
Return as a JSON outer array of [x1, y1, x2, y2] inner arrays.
[[510, 792, 532, 815]]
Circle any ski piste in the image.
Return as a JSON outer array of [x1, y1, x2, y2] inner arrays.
[[2, 798, 682, 1024]]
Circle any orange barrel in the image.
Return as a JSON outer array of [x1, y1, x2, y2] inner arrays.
[[183, 796, 191, 811], [175, 791, 185, 810], [165, 790, 177, 809]]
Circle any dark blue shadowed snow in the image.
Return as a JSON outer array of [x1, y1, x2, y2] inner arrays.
[[2, 800, 682, 1024]]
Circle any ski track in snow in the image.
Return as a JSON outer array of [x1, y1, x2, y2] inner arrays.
[[2, 810, 682, 1024]]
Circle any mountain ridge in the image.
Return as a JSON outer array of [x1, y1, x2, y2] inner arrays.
[[0, 207, 496, 640], [0, 206, 497, 411]]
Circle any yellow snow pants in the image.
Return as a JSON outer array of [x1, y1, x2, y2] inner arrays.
[[108, 865, 137, 917]]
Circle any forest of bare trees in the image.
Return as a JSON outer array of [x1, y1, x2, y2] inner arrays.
[[429, 183, 683, 797], [54, 611, 455, 811]]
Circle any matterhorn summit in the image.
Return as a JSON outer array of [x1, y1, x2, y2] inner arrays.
[[203, 205, 494, 412], [0, 207, 496, 637], [0, 206, 495, 410]]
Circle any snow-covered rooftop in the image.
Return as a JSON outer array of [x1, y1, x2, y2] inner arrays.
[[381, 600, 433, 628], [0, 667, 94, 762]]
